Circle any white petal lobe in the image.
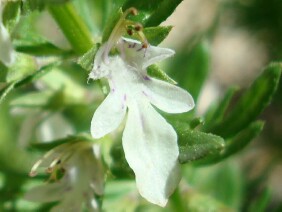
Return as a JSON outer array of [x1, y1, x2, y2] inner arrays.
[[119, 38, 175, 70], [122, 101, 181, 206], [143, 77, 195, 113], [91, 92, 126, 138]]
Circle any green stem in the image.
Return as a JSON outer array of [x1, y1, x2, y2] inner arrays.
[[48, 2, 93, 54]]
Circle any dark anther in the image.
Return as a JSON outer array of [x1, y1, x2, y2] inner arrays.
[[128, 7, 138, 16], [134, 23, 143, 31], [127, 29, 133, 36]]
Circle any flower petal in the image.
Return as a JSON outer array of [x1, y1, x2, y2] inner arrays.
[[91, 92, 126, 138], [143, 77, 195, 113], [122, 101, 181, 206], [119, 37, 175, 70], [89, 42, 111, 80]]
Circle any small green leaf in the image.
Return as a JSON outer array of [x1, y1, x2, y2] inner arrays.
[[147, 64, 176, 84], [0, 62, 59, 105], [2, 0, 21, 32], [177, 130, 225, 164], [168, 39, 210, 102], [122, 0, 182, 27], [14, 41, 73, 56], [6, 54, 37, 83], [77, 44, 100, 72], [210, 63, 281, 138], [145, 0, 183, 27], [197, 121, 264, 165]]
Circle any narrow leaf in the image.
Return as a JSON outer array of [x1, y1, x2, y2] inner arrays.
[[145, 0, 183, 27], [211, 63, 281, 138], [0, 62, 59, 105], [204, 86, 239, 130], [196, 121, 264, 165], [178, 130, 225, 164], [168, 40, 210, 102]]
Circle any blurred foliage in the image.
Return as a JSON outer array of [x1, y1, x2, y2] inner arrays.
[[0, 0, 281, 211]]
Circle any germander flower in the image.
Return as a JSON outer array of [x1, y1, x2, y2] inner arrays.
[[25, 141, 104, 212], [89, 9, 194, 207], [0, 1, 15, 66]]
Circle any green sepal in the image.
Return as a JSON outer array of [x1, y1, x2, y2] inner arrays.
[[147, 64, 176, 84], [77, 44, 100, 72], [210, 63, 281, 138], [177, 129, 225, 164]]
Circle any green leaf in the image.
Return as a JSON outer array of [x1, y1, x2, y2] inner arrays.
[[177, 130, 225, 164], [14, 41, 73, 56], [0, 62, 59, 105], [197, 121, 264, 165], [248, 188, 271, 212], [2, 0, 21, 32], [122, 0, 182, 27], [168, 40, 210, 102], [6, 54, 37, 82], [77, 44, 100, 72], [210, 63, 281, 138], [145, 0, 183, 27], [203, 86, 239, 130], [147, 64, 176, 84]]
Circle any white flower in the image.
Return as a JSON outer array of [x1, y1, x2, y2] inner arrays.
[[89, 36, 194, 206], [0, 1, 16, 66], [25, 141, 104, 212]]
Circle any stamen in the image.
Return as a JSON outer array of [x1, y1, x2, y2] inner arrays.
[[134, 23, 143, 31]]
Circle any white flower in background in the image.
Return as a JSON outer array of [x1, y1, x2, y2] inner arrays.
[[0, 1, 15, 66], [25, 141, 104, 212], [89, 9, 194, 206]]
